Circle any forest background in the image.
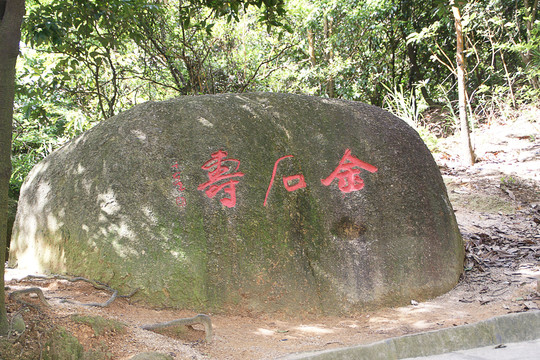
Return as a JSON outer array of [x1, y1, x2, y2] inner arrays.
[[8, 0, 540, 200]]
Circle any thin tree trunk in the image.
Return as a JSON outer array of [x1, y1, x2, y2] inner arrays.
[[323, 15, 335, 98], [407, 43, 418, 114], [0, 0, 25, 336], [500, 50, 516, 107], [525, 0, 539, 47], [452, 4, 475, 166], [307, 29, 316, 68]]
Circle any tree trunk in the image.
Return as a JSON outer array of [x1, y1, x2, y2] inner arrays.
[[0, 0, 25, 336], [323, 15, 335, 98], [452, 4, 475, 166], [407, 43, 418, 114], [307, 28, 316, 68]]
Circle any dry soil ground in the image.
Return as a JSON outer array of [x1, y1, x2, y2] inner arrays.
[[3, 108, 540, 359]]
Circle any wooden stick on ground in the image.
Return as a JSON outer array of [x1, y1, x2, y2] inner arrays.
[[141, 314, 213, 343]]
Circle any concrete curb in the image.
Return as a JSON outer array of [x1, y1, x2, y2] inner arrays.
[[283, 311, 540, 360]]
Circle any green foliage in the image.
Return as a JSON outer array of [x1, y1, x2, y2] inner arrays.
[[500, 176, 517, 187], [382, 83, 424, 127], [381, 83, 441, 152], [409, 0, 540, 118], [12, 47, 96, 197]]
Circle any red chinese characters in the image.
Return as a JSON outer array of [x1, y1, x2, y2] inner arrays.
[[264, 155, 307, 206], [171, 161, 186, 207], [321, 148, 378, 193], [197, 150, 245, 208], [172, 148, 376, 209]]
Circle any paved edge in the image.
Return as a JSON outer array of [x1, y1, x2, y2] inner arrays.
[[282, 311, 540, 360]]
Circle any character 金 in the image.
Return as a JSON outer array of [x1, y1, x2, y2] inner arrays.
[[321, 148, 377, 193], [197, 150, 245, 208], [264, 155, 307, 206]]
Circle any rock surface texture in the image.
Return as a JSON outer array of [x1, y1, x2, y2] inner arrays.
[[10, 93, 463, 314]]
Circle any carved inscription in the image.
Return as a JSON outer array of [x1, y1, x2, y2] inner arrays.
[[171, 148, 377, 208]]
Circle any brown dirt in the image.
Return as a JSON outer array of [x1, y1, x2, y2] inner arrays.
[[3, 108, 540, 359]]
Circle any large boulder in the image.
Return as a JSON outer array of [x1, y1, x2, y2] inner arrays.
[[10, 93, 463, 314]]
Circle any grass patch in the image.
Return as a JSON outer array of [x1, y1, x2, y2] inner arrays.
[[448, 192, 516, 214], [71, 314, 125, 337]]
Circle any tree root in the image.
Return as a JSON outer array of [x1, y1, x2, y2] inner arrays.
[[60, 290, 119, 308], [9, 287, 51, 309], [19, 275, 111, 291], [141, 314, 213, 343], [15, 274, 138, 308]]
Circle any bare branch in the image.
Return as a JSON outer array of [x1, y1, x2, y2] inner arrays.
[[239, 43, 294, 92]]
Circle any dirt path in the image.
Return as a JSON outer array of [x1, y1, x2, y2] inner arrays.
[[4, 111, 539, 359]]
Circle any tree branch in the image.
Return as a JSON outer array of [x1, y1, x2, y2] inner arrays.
[[239, 43, 294, 92], [142, 314, 213, 343]]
